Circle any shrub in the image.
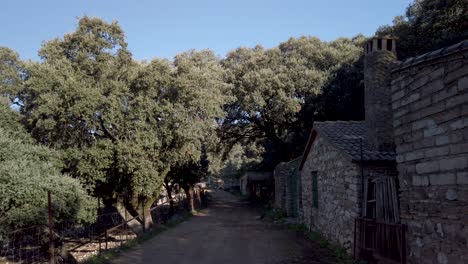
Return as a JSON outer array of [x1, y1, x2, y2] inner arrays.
[[0, 105, 96, 238]]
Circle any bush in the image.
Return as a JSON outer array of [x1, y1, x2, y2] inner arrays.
[[0, 105, 96, 238], [264, 207, 287, 221]]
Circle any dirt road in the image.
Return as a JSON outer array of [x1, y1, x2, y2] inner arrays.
[[112, 190, 332, 264]]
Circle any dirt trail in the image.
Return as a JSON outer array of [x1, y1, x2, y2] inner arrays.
[[112, 190, 332, 264]]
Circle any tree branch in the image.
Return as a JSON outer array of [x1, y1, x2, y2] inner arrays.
[[99, 116, 116, 142]]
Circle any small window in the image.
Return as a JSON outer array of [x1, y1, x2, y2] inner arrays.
[[377, 39, 382, 50], [311, 171, 318, 208], [387, 39, 393, 51]]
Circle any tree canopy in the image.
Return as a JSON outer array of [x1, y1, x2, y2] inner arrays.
[[1, 0, 466, 231], [220, 35, 366, 168], [16, 17, 231, 228], [377, 0, 468, 59], [0, 104, 95, 237]]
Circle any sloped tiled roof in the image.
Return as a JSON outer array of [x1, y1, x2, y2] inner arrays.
[[393, 39, 468, 72], [299, 121, 396, 170], [312, 121, 396, 162]]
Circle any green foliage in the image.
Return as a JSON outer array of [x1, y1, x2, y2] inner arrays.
[[0, 105, 95, 237], [18, 17, 231, 221], [287, 223, 361, 264], [0, 47, 23, 104], [264, 206, 287, 221], [209, 142, 264, 180], [376, 0, 468, 59], [1, 1, 464, 234], [82, 212, 192, 264], [221, 35, 365, 168]]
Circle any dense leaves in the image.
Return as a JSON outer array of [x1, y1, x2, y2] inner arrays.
[[0, 105, 95, 237], [377, 0, 468, 59], [18, 17, 231, 227], [220, 36, 366, 168], [1, 0, 465, 230], [0, 47, 23, 106]]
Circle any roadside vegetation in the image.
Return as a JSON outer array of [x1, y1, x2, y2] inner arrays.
[[261, 206, 361, 264], [0, 0, 465, 258], [83, 211, 194, 264]]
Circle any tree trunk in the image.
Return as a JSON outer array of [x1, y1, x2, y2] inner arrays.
[[164, 182, 175, 216], [116, 200, 143, 235], [142, 205, 153, 231], [134, 198, 157, 231], [195, 188, 202, 208], [183, 186, 195, 212]]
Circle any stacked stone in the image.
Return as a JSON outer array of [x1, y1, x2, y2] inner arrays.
[[274, 161, 288, 210], [391, 41, 468, 264], [300, 136, 362, 252], [273, 158, 301, 217], [364, 37, 398, 152]]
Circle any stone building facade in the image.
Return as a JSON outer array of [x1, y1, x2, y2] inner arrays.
[[274, 38, 467, 263], [299, 121, 397, 253], [300, 131, 361, 251], [273, 157, 301, 217], [239, 171, 273, 199], [391, 40, 468, 264]]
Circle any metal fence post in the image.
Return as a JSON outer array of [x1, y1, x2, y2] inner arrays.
[[48, 191, 55, 264], [105, 230, 108, 250], [142, 200, 146, 232]]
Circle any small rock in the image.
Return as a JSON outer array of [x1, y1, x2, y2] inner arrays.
[[446, 189, 457, 201], [436, 223, 444, 237], [416, 238, 424, 247], [437, 252, 448, 264]]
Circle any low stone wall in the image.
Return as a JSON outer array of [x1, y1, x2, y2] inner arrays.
[[274, 158, 301, 217], [300, 136, 362, 252], [391, 42, 468, 264], [274, 162, 288, 210]]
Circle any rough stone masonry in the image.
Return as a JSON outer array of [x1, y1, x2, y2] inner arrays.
[[391, 40, 468, 264]]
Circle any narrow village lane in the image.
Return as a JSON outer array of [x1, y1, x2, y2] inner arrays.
[[112, 190, 331, 264]]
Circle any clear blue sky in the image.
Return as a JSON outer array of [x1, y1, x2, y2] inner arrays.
[[1, 0, 412, 61]]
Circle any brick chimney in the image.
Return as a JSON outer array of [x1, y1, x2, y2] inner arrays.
[[364, 37, 397, 152]]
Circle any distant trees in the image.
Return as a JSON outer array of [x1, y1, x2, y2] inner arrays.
[[219, 0, 468, 170], [0, 47, 23, 106], [377, 0, 468, 59], [219, 36, 366, 168]]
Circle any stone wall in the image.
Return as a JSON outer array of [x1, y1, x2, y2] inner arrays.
[[300, 136, 362, 252], [274, 158, 301, 217], [391, 42, 468, 264], [364, 47, 397, 152], [274, 162, 288, 210]]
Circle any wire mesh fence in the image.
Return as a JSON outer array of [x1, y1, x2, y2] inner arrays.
[[0, 226, 49, 263], [1, 187, 208, 263]]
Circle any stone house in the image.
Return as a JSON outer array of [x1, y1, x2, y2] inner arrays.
[[298, 37, 400, 259], [298, 121, 398, 254], [273, 157, 301, 217], [295, 37, 468, 264], [239, 171, 273, 200]]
